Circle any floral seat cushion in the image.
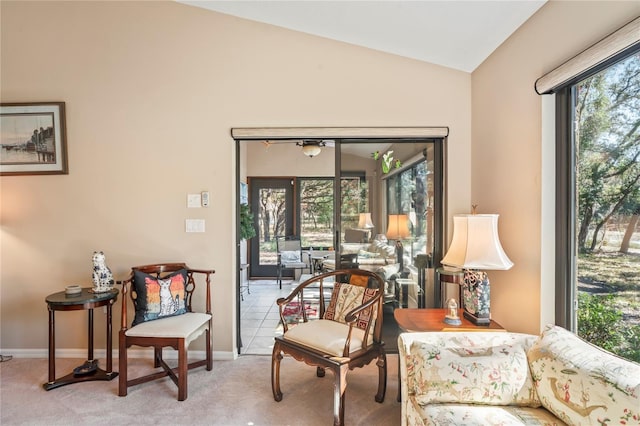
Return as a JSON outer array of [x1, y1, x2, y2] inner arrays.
[[409, 402, 566, 426]]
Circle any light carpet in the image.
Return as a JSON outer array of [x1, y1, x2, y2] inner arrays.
[[0, 355, 400, 425]]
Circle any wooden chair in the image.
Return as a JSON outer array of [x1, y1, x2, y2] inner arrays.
[[276, 235, 309, 289], [271, 269, 387, 426], [117, 263, 214, 401]]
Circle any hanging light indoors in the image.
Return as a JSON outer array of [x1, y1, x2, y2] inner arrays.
[[297, 140, 326, 157]]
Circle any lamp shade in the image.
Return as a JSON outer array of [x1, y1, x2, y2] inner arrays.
[[302, 144, 322, 157], [358, 213, 374, 229], [441, 214, 513, 270], [386, 214, 410, 240]]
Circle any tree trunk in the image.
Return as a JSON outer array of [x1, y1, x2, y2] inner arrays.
[[620, 213, 639, 253], [578, 207, 593, 252], [590, 220, 606, 251]]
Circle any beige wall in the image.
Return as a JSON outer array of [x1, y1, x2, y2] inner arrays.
[[0, 1, 471, 357], [472, 1, 640, 334]]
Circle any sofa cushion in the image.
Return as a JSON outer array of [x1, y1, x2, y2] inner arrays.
[[370, 239, 396, 258], [527, 324, 640, 426], [408, 332, 541, 407], [358, 249, 379, 259], [376, 263, 400, 280], [408, 402, 565, 426]]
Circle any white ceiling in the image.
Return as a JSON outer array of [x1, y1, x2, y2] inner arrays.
[[178, 0, 546, 73]]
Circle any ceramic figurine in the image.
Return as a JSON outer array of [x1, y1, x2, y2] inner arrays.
[[444, 298, 462, 325], [92, 251, 114, 293]]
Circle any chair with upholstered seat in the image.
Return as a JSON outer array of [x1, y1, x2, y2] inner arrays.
[[117, 263, 214, 401], [271, 269, 386, 426], [276, 235, 309, 289]]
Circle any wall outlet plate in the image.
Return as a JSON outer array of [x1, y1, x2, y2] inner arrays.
[[186, 219, 205, 232]]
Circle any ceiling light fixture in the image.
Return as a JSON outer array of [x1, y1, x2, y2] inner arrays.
[[296, 140, 326, 157]]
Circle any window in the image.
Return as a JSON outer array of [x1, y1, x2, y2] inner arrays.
[[385, 151, 435, 262], [340, 172, 369, 231], [556, 49, 640, 362], [299, 178, 334, 248]]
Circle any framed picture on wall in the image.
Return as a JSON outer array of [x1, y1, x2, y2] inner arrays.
[[0, 102, 68, 175]]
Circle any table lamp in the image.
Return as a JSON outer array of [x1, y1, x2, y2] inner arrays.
[[386, 214, 410, 272], [440, 213, 513, 325], [358, 212, 375, 242]]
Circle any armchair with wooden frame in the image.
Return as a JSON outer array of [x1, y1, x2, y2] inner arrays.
[[117, 263, 214, 401], [271, 269, 386, 426]]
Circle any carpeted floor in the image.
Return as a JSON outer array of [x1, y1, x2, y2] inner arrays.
[[0, 354, 401, 425]]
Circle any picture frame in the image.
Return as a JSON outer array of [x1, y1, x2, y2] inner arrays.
[[1, 102, 68, 175]]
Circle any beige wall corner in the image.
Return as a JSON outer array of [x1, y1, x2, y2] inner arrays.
[[471, 0, 640, 334]]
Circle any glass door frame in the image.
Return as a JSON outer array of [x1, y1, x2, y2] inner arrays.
[[247, 177, 296, 278], [233, 128, 449, 355]]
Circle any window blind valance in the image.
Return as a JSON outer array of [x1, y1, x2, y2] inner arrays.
[[535, 16, 640, 95], [231, 126, 449, 140]]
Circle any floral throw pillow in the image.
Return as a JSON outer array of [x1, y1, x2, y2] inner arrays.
[[527, 324, 640, 426], [324, 282, 377, 331], [132, 269, 188, 326], [410, 333, 541, 407]]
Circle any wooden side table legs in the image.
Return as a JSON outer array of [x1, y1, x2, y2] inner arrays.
[[43, 301, 118, 391]]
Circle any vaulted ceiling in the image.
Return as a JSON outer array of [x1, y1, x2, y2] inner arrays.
[[178, 0, 546, 73]]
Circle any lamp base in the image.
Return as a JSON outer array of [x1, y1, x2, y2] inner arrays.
[[462, 269, 492, 326], [462, 310, 491, 326], [395, 240, 404, 272]]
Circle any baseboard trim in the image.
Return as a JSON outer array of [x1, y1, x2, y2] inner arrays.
[[0, 348, 236, 361]]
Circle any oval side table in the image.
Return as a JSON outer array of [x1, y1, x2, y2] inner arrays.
[[43, 287, 119, 390]]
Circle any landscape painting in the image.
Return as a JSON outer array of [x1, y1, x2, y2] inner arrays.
[[0, 102, 68, 175]]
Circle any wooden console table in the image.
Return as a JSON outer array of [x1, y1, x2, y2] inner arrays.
[[394, 308, 505, 332], [43, 288, 119, 390]]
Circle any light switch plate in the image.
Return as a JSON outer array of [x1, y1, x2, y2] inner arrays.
[[187, 194, 201, 208], [185, 219, 205, 232]]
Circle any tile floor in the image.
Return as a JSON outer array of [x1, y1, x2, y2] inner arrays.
[[239, 278, 297, 355], [239, 277, 402, 355]]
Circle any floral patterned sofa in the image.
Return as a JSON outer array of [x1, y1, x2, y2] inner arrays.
[[398, 324, 640, 426]]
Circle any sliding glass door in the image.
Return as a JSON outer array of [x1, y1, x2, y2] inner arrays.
[[235, 130, 447, 355], [299, 178, 334, 249], [248, 177, 295, 277], [339, 141, 444, 307]]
